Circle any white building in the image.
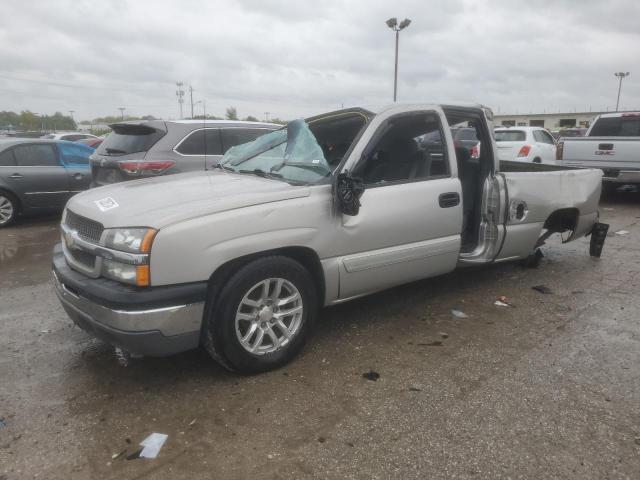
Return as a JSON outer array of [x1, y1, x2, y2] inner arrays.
[[493, 111, 604, 131], [77, 123, 111, 133]]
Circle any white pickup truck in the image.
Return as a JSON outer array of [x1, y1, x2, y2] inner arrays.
[[557, 112, 640, 186], [53, 104, 607, 373]]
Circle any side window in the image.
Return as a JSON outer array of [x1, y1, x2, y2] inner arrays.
[[0, 149, 16, 166], [540, 131, 555, 144], [175, 129, 223, 155], [532, 130, 543, 143], [59, 143, 92, 165], [221, 128, 270, 152], [355, 113, 449, 186], [13, 144, 58, 166]]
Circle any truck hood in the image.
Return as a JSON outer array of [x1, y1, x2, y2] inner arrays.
[[66, 170, 311, 229]]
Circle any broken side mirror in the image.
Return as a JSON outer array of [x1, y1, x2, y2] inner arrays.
[[335, 172, 365, 216]]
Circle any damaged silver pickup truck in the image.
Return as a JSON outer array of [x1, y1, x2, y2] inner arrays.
[[53, 104, 608, 373]]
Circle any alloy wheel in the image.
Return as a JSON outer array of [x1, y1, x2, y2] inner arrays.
[[234, 278, 304, 355]]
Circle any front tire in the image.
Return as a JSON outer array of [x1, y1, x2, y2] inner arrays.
[[0, 192, 17, 228], [203, 256, 318, 373]]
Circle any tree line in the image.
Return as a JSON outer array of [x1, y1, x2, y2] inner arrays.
[[1, 107, 288, 132], [0, 111, 76, 131]]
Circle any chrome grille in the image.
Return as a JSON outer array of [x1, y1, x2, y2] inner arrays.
[[65, 210, 104, 243]]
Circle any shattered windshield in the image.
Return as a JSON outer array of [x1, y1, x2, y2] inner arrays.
[[219, 119, 331, 184]]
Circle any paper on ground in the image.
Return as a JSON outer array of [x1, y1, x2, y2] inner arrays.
[[139, 433, 168, 459]]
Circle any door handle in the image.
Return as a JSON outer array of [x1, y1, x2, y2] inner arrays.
[[439, 192, 460, 208], [8, 173, 23, 179], [73, 173, 83, 180]]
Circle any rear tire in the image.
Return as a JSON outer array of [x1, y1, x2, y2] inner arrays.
[[533, 157, 541, 163], [203, 256, 318, 374], [0, 191, 18, 228]]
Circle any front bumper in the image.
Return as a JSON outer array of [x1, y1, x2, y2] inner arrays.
[[53, 245, 207, 357]]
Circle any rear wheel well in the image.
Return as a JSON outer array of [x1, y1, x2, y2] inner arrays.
[[206, 247, 325, 310], [543, 208, 579, 234]]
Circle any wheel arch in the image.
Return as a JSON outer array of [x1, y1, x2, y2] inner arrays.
[[543, 207, 579, 233], [206, 246, 326, 310]]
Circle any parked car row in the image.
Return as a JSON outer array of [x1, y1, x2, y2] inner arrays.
[[0, 139, 94, 226], [0, 120, 280, 226], [90, 120, 279, 186], [5, 111, 636, 230]]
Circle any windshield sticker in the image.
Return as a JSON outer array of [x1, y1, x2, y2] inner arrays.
[[95, 197, 119, 212]]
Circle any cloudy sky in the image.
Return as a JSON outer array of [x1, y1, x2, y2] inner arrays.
[[1, 0, 639, 121]]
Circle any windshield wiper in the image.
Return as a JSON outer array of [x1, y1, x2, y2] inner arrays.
[[271, 161, 330, 175], [238, 168, 283, 180]]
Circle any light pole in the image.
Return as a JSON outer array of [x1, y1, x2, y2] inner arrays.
[[614, 72, 630, 111], [176, 82, 185, 119], [194, 100, 206, 119], [189, 85, 194, 119], [264, 112, 270, 122], [386, 17, 411, 102], [118, 107, 126, 120]]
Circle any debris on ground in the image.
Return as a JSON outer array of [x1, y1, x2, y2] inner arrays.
[[494, 295, 514, 307], [451, 309, 468, 319], [126, 448, 143, 461], [139, 433, 168, 459], [362, 370, 380, 381], [189, 418, 197, 426], [417, 341, 443, 347], [439, 332, 449, 339], [111, 449, 127, 460], [0, 419, 5, 429], [614, 230, 629, 236], [115, 348, 131, 367], [532, 285, 553, 295], [408, 386, 422, 392]]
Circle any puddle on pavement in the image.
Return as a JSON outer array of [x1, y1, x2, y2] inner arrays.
[[0, 216, 61, 288]]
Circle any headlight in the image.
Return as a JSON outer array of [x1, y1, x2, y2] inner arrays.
[[101, 228, 156, 286], [103, 228, 156, 253]]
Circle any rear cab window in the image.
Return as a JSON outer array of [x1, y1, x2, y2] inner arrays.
[[96, 124, 166, 156], [590, 115, 640, 136], [495, 130, 526, 142]]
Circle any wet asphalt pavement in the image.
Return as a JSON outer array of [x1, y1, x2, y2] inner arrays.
[[1, 190, 639, 479]]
